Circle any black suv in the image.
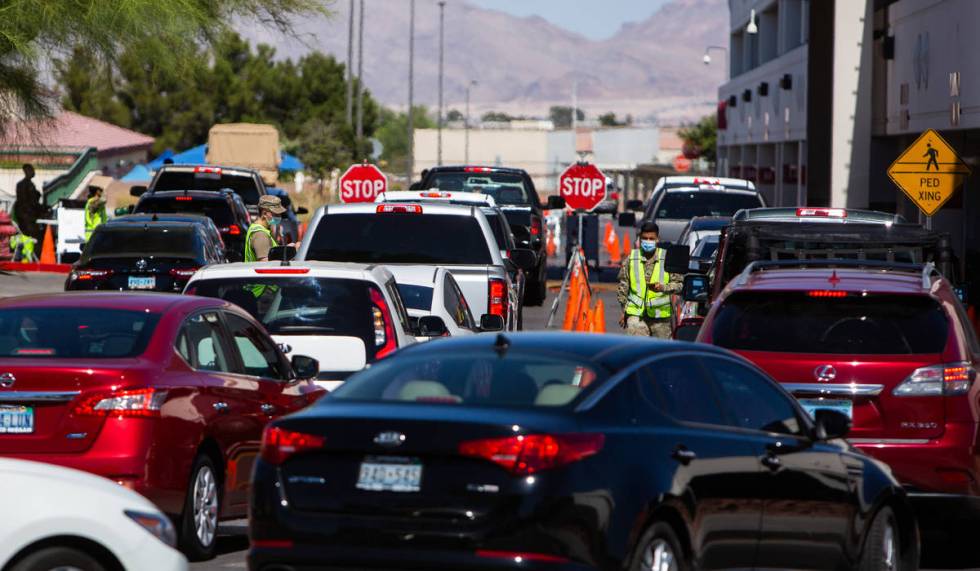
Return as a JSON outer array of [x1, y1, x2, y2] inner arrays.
[[413, 166, 564, 305], [133, 189, 250, 261]]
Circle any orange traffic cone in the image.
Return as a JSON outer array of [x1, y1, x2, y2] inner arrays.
[[606, 231, 621, 265], [546, 231, 556, 257], [578, 291, 593, 332], [39, 224, 55, 265], [563, 278, 583, 331], [622, 233, 632, 259], [592, 299, 606, 333]]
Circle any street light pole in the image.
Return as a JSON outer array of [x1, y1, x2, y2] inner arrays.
[[703, 45, 729, 79], [465, 80, 477, 164], [437, 0, 446, 166], [355, 0, 365, 142], [345, 0, 354, 126], [406, 0, 415, 186]]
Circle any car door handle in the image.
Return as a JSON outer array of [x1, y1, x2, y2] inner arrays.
[[671, 447, 697, 464], [261, 403, 276, 414], [212, 402, 229, 413], [761, 454, 782, 471]]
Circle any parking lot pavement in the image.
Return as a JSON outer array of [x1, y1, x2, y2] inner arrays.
[[0, 270, 65, 297]]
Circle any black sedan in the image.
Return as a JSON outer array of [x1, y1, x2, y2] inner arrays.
[[249, 333, 917, 571]]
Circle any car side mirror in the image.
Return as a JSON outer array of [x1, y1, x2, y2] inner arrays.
[[269, 246, 296, 262], [291, 354, 319, 379], [546, 195, 566, 210], [279, 195, 292, 208], [814, 409, 851, 440], [625, 199, 643, 211], [509, 248, 537, 271], [618, 212, 636, 228], [682, 273, 710, 303], [480, 314, 505, 332], [296, 206, 309, 215], [418, 315, 449, 337], [664, 244, 691, 275], [129, 185, 147, 197]]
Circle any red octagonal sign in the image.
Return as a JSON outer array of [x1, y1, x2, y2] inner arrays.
[[339, 163, 388, 203], [559, 163, 606, 211]]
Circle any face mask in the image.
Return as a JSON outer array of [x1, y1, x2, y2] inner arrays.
[[640, 240, 657, 253], [269, 216, 281, 228]]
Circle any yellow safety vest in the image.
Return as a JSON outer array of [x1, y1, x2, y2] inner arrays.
[[244, 223, 277, 263], [625, 249, 671, 319], [84, 198, 106, 240]]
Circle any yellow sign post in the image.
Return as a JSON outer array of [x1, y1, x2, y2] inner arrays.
[[887, 129, 972, 217]]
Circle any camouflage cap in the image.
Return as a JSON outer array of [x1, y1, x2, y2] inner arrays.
[[258, 195, 286, 214]]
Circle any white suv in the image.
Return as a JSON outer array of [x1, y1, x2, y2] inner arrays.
[[296, 201, 533, 331], [387, 265, 479, 339], [184, 262, 416, 391]]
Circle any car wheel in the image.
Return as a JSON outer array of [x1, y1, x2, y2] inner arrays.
[[10, 546, 106, 571], [630, 522, 688, 571], [860, 506, 903, 571], [179, 454, 222, 561]]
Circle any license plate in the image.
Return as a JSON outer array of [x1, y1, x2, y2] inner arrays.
[[128, 276, 156, 290], [356, 457, 422, 493], [0, 405, 34, 434], [799, 398, 853, 420]]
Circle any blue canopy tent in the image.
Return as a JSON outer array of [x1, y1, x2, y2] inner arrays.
[[146, 145, 304, 172], [120, 164, 152, 183]]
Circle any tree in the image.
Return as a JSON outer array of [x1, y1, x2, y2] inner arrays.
[[598, 112, 625, 127], [0, 0, 324, 130], [375, 106, 435, 175], [481, 111, 512, 123], [446, 109, 464, 122], [549, 106, 585, 129], [678, 115, 718, 164]]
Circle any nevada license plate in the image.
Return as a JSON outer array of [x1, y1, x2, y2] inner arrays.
[[356, 457, 422, 493], [0, 405, 34, 434], [799, 398, 853, 420], [128, 276, 156, 290]]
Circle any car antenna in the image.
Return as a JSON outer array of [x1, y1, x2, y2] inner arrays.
[[493, 333, 510, 357]]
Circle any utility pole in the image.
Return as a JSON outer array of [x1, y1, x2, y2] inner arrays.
[[437, 0, 446, 166], [355, 0, 365, 142], [465, 80, 477, 164], [345, 0, 354, 126], [406, 0, 415, 186]]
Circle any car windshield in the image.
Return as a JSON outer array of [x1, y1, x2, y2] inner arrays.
[[397, 284, 434, 311], [82, 227, 198, 261], [153, 172, 261, 205], [307, 214, 493, 265], [0, 308, 159, 358], [329, 353, 602, 408], [135, 197, 236, 226], [711, 291, 949, 354], [428, 172, 532, 205], [657, 192, 763, 219], [693, 239, 719, 259]]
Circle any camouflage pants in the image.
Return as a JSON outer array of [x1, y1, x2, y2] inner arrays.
[[625, 316, 672, 339]]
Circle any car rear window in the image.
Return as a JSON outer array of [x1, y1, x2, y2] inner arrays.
[[428, 172, 532, 205], [657, 192, 763, 219], [485, 213, 509, 250], [135, 196, 236, 226], [710, 291, 949, 354], [82, 227, 198, 261], [397, 284, 434, 311], [153, 172, 261, 205], [329, 353, 602, 408], [0, 309, 159, 358], [307, 214, 493, 265], [186, 277, 386, 359]]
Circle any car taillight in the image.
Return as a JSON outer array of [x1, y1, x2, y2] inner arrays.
[[74, 269, 113, 281], [377, 204, 422, 214], [169, 268, 198, 279], [807, 290, 848, 298], [464, 167, 493, 173], [531, 218, 542, 236], [797, 207, 847, 218], [260, 426, 325, 465], [73, 388, 168, 418], [459, 433, 605, 475], [370, 287, 397, 359], [254, 267, 311, 275], [488, 278, 507, 321], [221, 225, 242, 236], [893, 363, 976, 397], [174, 196, 193, 202]]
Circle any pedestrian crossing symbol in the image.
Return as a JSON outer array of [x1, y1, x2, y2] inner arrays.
[[887, 129, 972, 216]]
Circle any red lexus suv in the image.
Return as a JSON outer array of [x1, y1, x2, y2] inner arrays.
[[698, 261, 980, 550], [0, 293, 324, 560]]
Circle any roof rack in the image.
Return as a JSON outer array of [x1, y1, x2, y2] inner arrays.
[[733, 259, 940, 290]]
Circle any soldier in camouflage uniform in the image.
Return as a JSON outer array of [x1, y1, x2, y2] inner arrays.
[[616, 222, 683, 339]]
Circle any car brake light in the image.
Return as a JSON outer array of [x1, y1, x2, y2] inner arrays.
[[74, 269, 114, 281], [475, 550, 570, 564], [458, 433, 604, 475], [169, 268, 198, 279], [254, 268, 311, 275], [531, 217, 542, 236], [421, 191, 450, 198], [260, 426, 325, 465], [893, 363, 976, 397], [488, 278, 507, 321], [370, 287, 397, 359], [807, 290, 848, 298], [174, 196, 193, 202], [464, 167, 493, 173], [377, 204, 423, 214], [797, 207, 847, 218], [222, 225, 242, 236], [193, 166, 222, 175], [73, 388, 168, 418]]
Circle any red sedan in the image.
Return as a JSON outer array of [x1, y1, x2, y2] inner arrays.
[[0, 293, 324, 560]]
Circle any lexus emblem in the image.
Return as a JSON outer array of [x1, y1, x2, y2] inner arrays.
[[373, 431, 406, 447], [0, 373, 14, 389], [135, 258, 148, 271], [814, 365, 837, 383]]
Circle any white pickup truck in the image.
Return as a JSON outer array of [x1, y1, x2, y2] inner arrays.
[[295, 201, 535, 331]]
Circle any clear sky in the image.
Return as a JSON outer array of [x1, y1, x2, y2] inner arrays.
[[468, 0, 673, 40]]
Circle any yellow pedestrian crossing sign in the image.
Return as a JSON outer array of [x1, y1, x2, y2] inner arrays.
[[887, 129, 972, 216]]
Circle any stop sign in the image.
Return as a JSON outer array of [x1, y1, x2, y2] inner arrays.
[[673, 154, 692, 173], [558, 163, 607, 211], [339, 163, 388, 203]]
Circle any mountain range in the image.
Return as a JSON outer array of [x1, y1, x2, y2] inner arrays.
[[240, 0, 729, 124]]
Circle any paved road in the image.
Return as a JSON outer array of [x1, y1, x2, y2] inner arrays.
[[0, 270, 66, 297]]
